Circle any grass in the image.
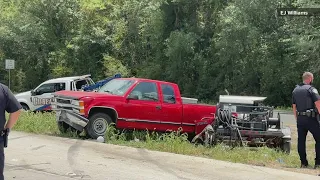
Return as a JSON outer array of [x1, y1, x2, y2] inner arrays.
[[10, 111, 320, 175], [275, 106, 293, 111]]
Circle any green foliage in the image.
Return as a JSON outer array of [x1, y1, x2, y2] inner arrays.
[[1, 0, 320, 106], [103, 54, 129, 77]]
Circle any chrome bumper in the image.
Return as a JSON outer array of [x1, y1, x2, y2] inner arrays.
[[56, 109, 89, 131]]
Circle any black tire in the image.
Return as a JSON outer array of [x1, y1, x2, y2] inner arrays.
[[204, 132, 214, 147], [21, 104, 30, 111], [281, 140, 291, 154], [85, 113, 113, 139], [58, 121, 81, 136], [57, 121, 70, 133]]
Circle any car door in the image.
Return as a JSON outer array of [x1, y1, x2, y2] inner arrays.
[[158, 83, 183, 131], [31, 82, 66, 111], [123, 81, 163, 130]]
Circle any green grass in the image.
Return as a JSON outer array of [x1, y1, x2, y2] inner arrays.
[[10, 111, 80, 138], [274, 106, 292, 111], [9, 111, 317, 175], [104, 124, 301, 168]]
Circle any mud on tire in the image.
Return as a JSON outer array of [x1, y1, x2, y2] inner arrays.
[[85, 113, 113, 139]]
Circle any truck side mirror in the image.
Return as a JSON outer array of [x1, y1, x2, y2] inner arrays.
[[32, 89, 43, 96], [127, 94, 139, 100]]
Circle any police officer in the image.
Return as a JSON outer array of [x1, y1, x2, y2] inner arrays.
[[292, 72, 320, 168], [0, 83, 22, 180]]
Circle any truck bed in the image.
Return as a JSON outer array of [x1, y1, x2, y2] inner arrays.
[[181, 97, 198, 104]]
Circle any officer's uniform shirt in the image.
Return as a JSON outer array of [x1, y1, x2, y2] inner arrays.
[[292, 83, 320, 112], [0, 84, 22, 131]]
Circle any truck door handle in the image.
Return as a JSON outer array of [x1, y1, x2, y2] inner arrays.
[[156, 105, 161, 110]]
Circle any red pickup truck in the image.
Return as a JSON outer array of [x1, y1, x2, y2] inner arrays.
[[52, 78, 217, 139]]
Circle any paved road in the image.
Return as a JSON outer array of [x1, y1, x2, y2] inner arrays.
[[4, 131, 320, 180], [274, 110, 295, 125]]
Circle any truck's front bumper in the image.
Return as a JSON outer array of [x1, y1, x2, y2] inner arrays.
[[56, 109, 89, 131]]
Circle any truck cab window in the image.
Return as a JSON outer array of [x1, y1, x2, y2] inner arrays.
[[35, 82, 66, 95], [129, 82, 159, 101], [98, 79, 135, 95], [75, 80, 88, 90], [35, 83, 56, 95], [54, 83, 66, 91], [161, 84, 176, 103]]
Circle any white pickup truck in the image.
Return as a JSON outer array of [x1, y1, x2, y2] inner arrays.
[[15, 75, 94, 111]]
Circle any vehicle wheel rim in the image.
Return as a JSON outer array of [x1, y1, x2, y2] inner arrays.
[[93, 118, 107, 135]]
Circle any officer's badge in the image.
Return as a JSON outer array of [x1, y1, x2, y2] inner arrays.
[[313, 88, 319, 94]]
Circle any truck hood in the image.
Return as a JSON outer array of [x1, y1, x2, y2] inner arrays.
[[15, 91, 31, 98], [54, 90, 116, 99]]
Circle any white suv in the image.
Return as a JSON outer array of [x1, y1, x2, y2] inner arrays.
[[15, 75, 94, 111]]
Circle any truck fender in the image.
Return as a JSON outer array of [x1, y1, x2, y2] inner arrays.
[[17, 99, 32, 110], [194, 116, 215, 135], [88, 106, 119, 123]]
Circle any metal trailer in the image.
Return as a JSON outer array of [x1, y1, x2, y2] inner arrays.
[[192, 95, 291, 154]]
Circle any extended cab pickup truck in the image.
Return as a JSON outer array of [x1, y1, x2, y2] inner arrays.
[[52, 78, 217, 139]]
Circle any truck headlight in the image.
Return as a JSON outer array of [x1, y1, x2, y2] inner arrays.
[[71, 100, 85, 115]]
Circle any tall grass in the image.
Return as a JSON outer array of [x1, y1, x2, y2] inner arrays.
[[12, 111, 58, 134], [9, 111, 316, 174], [103, 123, 301, 168]]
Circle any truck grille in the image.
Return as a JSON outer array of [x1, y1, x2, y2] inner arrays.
[[52, 96, 85, 115], [57, 98, 71, 104]]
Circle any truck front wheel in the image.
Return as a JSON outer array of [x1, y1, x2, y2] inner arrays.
[[280, 140, 291, 154], [86, 113, 112, 139], [21, 104, 30, 111], [58, 122, 69, 133]]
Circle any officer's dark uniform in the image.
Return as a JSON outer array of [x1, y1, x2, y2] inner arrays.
[[292, 82, 320, 167], [0, 83, 22, 180]]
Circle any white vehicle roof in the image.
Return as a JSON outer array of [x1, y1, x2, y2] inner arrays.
[[44, 74, 92, 83], [219, 95, 267, 105]]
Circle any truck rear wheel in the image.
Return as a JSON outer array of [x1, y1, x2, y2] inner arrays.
[[86, 113, 112, 139], [281, 140, 291, 154]]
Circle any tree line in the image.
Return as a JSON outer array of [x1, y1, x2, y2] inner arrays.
[[0, 0, 320, 107]]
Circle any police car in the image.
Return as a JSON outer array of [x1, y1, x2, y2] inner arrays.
[[15, 75, 94, 111]]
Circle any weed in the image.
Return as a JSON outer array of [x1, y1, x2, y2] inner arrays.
[[9, 111, 319, 175]]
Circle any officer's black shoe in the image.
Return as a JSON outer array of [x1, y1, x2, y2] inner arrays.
[[300, 161, 309, 168]]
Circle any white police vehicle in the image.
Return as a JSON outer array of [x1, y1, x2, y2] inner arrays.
[[15, 75, 94, 111]]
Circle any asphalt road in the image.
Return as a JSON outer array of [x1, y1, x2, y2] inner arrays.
[[4, 131, 320, 180], [274, 110, 295, 125]]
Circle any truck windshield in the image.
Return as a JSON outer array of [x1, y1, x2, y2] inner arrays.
[[98, 79, 135, 96]]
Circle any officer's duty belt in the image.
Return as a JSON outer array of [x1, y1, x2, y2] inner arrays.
[[0, 130, 6, 136], [297, 110, 317, 117]]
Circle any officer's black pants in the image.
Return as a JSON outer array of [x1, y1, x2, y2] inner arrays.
[[297, 116, 320, 165], [0, 136, 4, 180]]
